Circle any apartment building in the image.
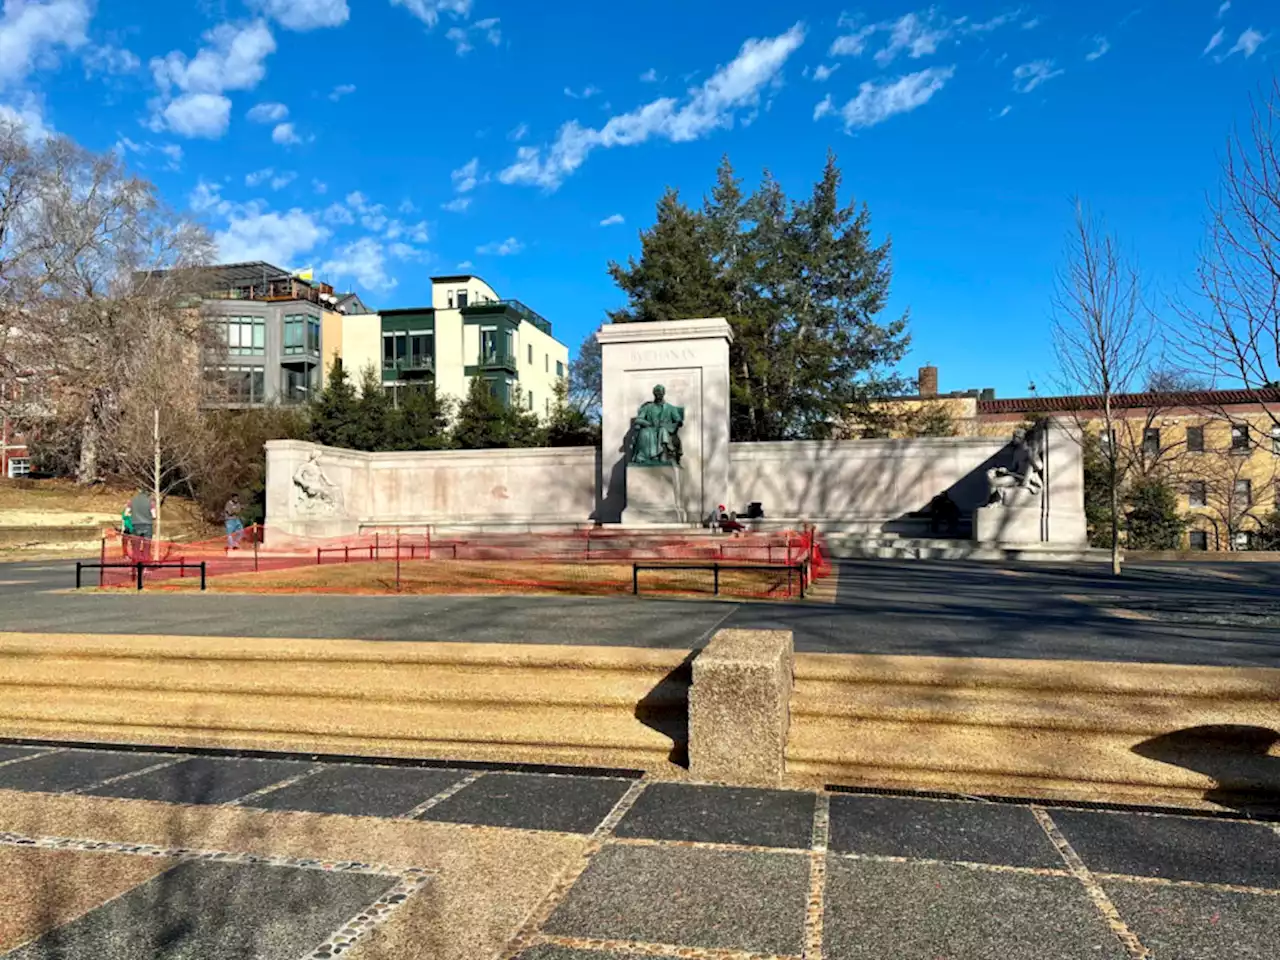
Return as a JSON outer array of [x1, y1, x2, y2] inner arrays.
[[378, 274, 569, 415]]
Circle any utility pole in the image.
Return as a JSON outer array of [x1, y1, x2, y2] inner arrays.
[[152, 405, 161, 561]]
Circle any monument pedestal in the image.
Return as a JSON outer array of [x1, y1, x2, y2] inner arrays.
[[624, 464, 689, 525], [974, 502, 1045, 544]]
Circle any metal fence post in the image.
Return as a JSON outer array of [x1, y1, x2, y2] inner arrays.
[[75, 562, 82, 590], [633, 564, 639, 595], [714, 563, 720, 596], [135, 562, 144, 592], [316, 547, 321, 565], [254, 535, 259, 572], [201, 562, 207, 591], [396, 536, 402, 592]]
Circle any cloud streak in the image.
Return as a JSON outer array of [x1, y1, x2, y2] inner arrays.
[[819, 65, 955, 131]]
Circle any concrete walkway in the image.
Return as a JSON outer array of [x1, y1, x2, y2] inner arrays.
[[0, 740, 1274, 959], [5, 558, 1280, 666]]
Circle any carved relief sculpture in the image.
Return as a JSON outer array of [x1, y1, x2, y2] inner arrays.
[[986, 422, 1047, 505], [293, 450, 344, 516]]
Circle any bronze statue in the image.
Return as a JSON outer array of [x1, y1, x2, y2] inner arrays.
[[630, 385, 684, 466]]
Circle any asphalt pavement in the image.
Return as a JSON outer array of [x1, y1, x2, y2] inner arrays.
[[4, 557, 1280, 666]]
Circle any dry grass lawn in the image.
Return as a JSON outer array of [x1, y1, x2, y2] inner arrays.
[[149, 558, 807, 599]]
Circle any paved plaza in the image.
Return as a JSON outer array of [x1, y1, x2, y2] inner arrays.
[[0, 741, 1275, 958], [4, 557, 1280, 666]]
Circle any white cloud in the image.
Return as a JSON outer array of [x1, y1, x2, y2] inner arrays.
[[247, 101, 288, 123], [500, 23, 806, 190], [961, 12, 1020, 34], [322, 237, 397, 291], [829, 24, 876, 57], [1218, 2, 1231, 18], [1013, 59, 1063, 93], [599, 213, 624, 226], [246, 167, 274, 186], [388, 241, 425, 261], [312, 178, 328, 194], [152, 20, 276, 96], [444, 16, 498, 55], [451, 157, 482, 192], [252, 0, 349, 31], [813, 63, 839, 82], [1204, 28, 1226, 56], [874, 10, 952, 66], [1022, 17, 1041, 30], [1227, 28, 1267, 59], [83, 44, 141, 77], [508, 121, 528, 141], [456, 259, 473, 269], [825, 65, 954, 131], [323, 201, 355, 224], [190, 179, 231, 216], [390, 0, 472, 28], [162, 93, 232, 138], [346, 190, 388, 230], [639, 67, 659, 82], [0, 0, 92, 90], [157, 143, 184, 168], [997, 104, 1012, 118], [270, 171, 297, 190], [215, 206, 330, 265], [272, 122, 302, 144], [477, 236, 523, 256], [398, 199, 417, 213], [116, 137, 183, 170], [329, 83, 356, 101], [442, 196, 472, 213], [1085, 36, 1110, 62], [150, 20, 276, 138], [813, 94, 834, 120], [565, 85, 602, 99]]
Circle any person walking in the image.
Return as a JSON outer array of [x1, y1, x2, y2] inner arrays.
[[129, 490, 153, 540], [224, 494, 245, 550]]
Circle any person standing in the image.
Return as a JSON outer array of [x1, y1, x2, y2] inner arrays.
[[224, 494, 245, 550], [129, 490, 153, 540]]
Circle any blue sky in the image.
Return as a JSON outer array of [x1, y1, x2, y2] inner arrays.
[[0, 1, 1273, 397]]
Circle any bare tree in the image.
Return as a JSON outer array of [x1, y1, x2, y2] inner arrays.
[[1180, 81, 1280, 440], [1052, 201, 1154, 575]]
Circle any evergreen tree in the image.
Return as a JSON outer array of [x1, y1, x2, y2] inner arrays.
[[544, 378, 599, 447], [609, 154, 909, 441], [1124, 477, 1185, 550], [309, 358, 360, 449], [1082, 432, 1115, 549], [389, 383, 453, 451], [351, 365, 396, 451], [451, 378, 541, 449]]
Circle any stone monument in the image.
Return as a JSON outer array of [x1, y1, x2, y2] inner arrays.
[[974, 419, 1086, 546], [596, 318, 733, 525]]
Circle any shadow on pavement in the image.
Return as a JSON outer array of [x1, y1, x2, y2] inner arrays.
[[1132, 725, 1280, 816]]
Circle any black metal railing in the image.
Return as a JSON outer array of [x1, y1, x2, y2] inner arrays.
[[76, 561, 207, 591]]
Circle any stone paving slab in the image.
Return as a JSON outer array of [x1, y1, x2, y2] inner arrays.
[[613, 781, 815, 849], [1050, 809, 1280, 886], [544, 844, 810, 955], [823, 856, 1129, 960], [82, 756, 310, 806], [1103, 880, 1280, 960], [5, 859, 394, 959], [246, 764, 468, 818], [0, 749, 178, 794], [419, 773, 632, 834], [828, 794, 1063, 868]]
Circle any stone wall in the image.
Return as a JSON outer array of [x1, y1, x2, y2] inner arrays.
[[265, 439, 596, 537], [728, 436, 1011, 531]]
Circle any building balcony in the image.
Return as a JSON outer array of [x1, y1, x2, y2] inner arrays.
[[478, 350, 518, 374], [387, 357, 435, 378], [461, 299, 553, 336]]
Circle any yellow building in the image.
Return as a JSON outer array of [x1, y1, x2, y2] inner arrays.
[[888, 367, 1280, 550]]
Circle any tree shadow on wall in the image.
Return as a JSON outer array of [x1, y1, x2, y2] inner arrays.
[[1132, 725, 1280, 816], [634, 651, 695, 768]]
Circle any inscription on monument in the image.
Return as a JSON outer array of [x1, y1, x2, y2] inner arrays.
[[629, 347, 698, 365]]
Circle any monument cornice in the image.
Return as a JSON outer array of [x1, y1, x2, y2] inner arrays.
[[597, 317, 733, 345]]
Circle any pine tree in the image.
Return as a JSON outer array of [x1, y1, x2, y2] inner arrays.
[[389, 383, 453, 451], [351, 365, 396, 451], [544, 378, 599, 447], [451, 378, 542, 449], [309, 358, 360, 449], [1124, 477, 1186, 550]]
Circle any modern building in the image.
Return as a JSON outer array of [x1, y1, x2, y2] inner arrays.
[[377, 275, 569, 415]]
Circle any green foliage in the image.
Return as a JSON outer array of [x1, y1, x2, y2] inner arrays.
[[1124, 477, 1186, 550], [194, 406, 309, 524], [350, 365, 397, 452], [451, 378, 542, 450], [1081, 432, 1115, 549], [387, 383, 453, 451], [544, 378, 599, 447], [569, 327, 602, 421], [906, 403, 958, 438], [1256, 511, 1280, 550], [309, 358, 360, 449], [608, 153, 910, 441]]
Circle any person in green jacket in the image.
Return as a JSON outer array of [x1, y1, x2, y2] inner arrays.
[[121, 503, 134, 536]]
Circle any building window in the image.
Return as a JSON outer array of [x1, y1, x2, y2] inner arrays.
[[214, 318, 265, 356], [1235, 530, 1254, 551], [1189, 530, 1209, 551], [1236, 479, 1253, 506], [480, 328, 497, 363], [527, 391, 534, 411], [457, 290, 468, 308], [1186, 426, 1204, 453], [7, 457, 30, 479], [447, 292, 454, 308], [206, 365, 266, 404], [1272, 425, 1280, 455], [528, 344, 533, 364], [284, 315, 320, 356], [281, 367, 314, 404], [1232, 423, 1250, 452], [544, 354, 549, 373], [1188, 481, 1207, 508], [556, 360, 565, 378], [1142, 428, 1160, 457], [408, 332, 433, 370]]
